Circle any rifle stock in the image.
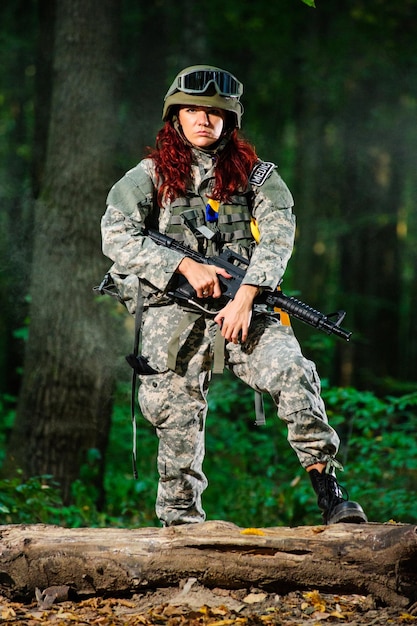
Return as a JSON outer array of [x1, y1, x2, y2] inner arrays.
[[147, 229, 352, 342]]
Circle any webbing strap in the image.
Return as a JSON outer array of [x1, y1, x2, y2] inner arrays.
[[212, 326, 226, 374], [254, 390, 266, 426], [167, 312, 202, 371], [167, 310, 226, 375], [130, 280, 145, 479]]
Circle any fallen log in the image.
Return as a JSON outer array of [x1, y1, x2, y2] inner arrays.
[[0, 521, 416, 608]]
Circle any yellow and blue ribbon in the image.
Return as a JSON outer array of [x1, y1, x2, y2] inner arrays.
[[205, 198, 220, 222]]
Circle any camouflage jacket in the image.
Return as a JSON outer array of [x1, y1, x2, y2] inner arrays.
[[101, 148, 295, 313]]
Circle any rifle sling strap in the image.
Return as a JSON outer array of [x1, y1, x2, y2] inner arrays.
[[167, 311, 226, 374], [130, 279, 145, 479], [167, 311, 203, 371], [254, 390, 266, 426]]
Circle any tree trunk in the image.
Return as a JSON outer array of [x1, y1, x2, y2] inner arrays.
[[1, 521, 417, 609], [5, 0, 121, 504]]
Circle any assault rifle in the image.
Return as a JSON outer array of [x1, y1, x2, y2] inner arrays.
[[147, 229, 352, 341]]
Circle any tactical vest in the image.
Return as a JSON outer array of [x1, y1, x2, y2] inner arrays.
[[164, 192, 254, 260]]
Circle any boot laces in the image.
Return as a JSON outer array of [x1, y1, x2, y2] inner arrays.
[[326, 472, 349, 503]]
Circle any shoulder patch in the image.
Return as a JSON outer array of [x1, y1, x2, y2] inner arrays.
[[249, 161, 275, 187]]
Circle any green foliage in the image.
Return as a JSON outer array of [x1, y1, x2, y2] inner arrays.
[[0, 471, 104, 527], [1, 382, 417, 528], [322, 384, 417, 523], [206, 379, 417, 527], [0, 373, 417, 527], [102, 383, 160, 528], [0, 394, 16, 467], [108, 379, 417, 527]]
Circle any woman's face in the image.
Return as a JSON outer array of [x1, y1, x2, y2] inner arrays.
[[178, 105, 226, 148]]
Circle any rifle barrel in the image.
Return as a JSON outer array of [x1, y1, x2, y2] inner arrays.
[[268, 292, 352, 341]]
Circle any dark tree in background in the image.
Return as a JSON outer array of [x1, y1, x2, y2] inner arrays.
[[5, 0, 121, 503]]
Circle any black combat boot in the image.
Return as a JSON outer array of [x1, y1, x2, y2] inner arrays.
[[309, 468, 368, 525]]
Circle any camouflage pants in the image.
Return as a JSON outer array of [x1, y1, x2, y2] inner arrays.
[[138, 303, 340, 526]]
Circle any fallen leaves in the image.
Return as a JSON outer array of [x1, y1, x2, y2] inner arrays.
[[1, 587, 416, 625], [242, 593, 267, 605], [1, 605, 16, 620], [240, 529, 266, 536]]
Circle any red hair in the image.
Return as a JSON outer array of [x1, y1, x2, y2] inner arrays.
[[147, 122, 259, 205]]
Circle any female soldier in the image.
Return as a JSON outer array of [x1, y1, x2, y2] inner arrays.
[[101, 65, 367, 527]]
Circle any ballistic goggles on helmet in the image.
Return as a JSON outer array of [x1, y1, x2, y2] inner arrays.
[[165, 67, 243, 99], [162, 65, 244, 128]]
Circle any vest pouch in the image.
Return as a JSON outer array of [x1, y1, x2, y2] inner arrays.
[[93, 271, 139, 314], [94, 269, 169, 315], [166, 198, 207, 247], [112, 272, 139, 314]]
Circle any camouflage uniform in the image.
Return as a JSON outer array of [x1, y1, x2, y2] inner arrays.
[[101, 149, 340, 526]]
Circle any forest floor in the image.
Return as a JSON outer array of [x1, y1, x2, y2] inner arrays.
[[1, 580, 417, 626]]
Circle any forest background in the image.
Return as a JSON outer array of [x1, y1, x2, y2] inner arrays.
[[0, 0, 416, 530]]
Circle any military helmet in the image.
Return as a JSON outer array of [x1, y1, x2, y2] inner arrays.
[[162, 65, 244, 128]]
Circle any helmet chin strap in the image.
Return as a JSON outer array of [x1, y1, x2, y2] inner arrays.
[[172, 115, 233, 154]]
